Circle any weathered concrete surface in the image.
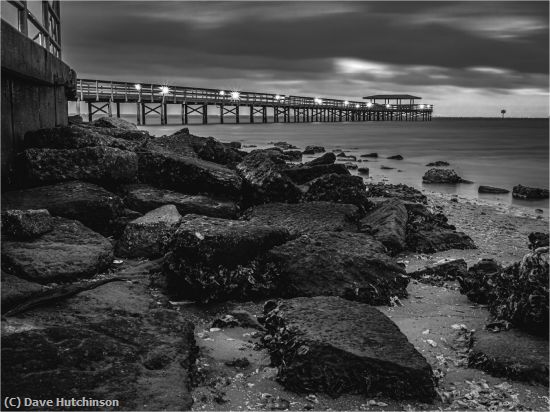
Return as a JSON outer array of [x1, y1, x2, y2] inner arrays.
[[116, 205, 182, 258], [1, 20, 75, 188], [2, 217, 113, 283], [1, 181, 127, 236], [263, 296, 437, 400], [121, 183, 239, 219]]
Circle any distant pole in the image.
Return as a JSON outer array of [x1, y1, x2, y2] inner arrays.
[[501, 109, 506, 119]]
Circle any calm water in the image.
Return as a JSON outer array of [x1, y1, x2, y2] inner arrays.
[[120, 115, 549, 214]]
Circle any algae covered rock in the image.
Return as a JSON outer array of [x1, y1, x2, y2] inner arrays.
[[263, 296, 436, 400], [304, 174, 371, 210], [283, 164, 349, 185], [422, 168, 470, 184], [360, 198, 407, 253], [92, 116, 139, 130]]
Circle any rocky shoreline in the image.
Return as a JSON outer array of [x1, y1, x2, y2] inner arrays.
[[1, 118, 548, 411]]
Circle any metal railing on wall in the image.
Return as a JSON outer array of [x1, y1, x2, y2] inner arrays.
[[5, 0, 61, 58]]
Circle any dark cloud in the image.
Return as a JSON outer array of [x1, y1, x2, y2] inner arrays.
[[59, 1, 548, 116]]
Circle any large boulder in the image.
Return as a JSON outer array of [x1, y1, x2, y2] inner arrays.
[[512, 184, 549, 200], [1, 271, 44, 310], [2, 217, 113, 283], [137, 137, 242, 197], [1, 209, 53, 239], [468, 328, 548, 385], [24, 125, 143, 151], [282, 150, 302, 162], [263, 296, 436, 400], [236, 150, 302, 204], [78, 123, 150, 141], [304, 174, 371, 210], [243, 201, 361, 236], [366, 182, 427, 204], [422, 168, 470, 184], [360, 198, 407, 253], [120, 183, 239, 219], [164, 215, 291, 302], [116, 205, 182, 259], [528, 232, 549, 250], [168, 129, 243, 165], [92, 116, 138, 130], [409, 258, 467, 286], [262, 232, 408, 305], [302, 145, 325, 155], [304, 152, 336, 166], [1, 310, 197, 410], [478, 185, 510, 194], [20, 146, 138, 187], [283, 164, 349, 185], [2, 181, 127, 236], [405, 203, 476, 253]]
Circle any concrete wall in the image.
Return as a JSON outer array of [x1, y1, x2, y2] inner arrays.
[[1, 20, 76, 189]]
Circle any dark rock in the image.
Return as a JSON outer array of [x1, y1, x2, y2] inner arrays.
[[20, 146, 138, 187], [468, 328, 548, 385], [344, 162, 358, 170], [422, 168, 470, 184], [212, 309, 265, 330], [304, 174, 371, 210], [68, 114, 83, 124], [304, 152, 336, 166], [512, 184, 549, 200], [366, 182, 427, 204], [164, 214, 290, 301], [302, 145, 325, 155], [92, 116, 138, 130], [426, 161, 449, 167], [528, 232, 549, 250], [168, 130, 243, 166], [409, 259, 467, 286], [387, 155, 403, 160], [1, 310, 197, 410], [263, 232, 408, 305], [360, 153, 378, 158], [282, 150, 303, 162], [225, 357, 251, 369], [2, 217, 113, 283], [381, 165, 395, 170], [2, 181, 127, 236], [1, 271, 44, 310], [458, 259, 503, 304], [243, 201, 361, 236], [120, 183, 239, 219], [243, 144, 257, 148], [358, 167, 369, 175], [283, 163, 349, 185], [263, 296, 436, 400], [137, 137, 242, 197], [224, 141, 242, 149], [360, 199, 407, 253], [336, 152, 348, 158], [272, 141, 298, 150], [116, 205, 182, 259], [237, 149, 302, 204], [79, 124, 151, 141], [478, 185, 510, 194], [24, 125, 144, 151], [1, 209, 53, 239]]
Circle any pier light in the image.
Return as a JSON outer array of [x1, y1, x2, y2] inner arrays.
[[366, 102, 373, 108], [160, 86, 170, 95], [344, 100, 349, 106], [275, 94, 280, 100], [420, 104, 425, 109], [386, 104, 390, 109], [355, 104, 360, 108], [314, 98, 323, 105], [219, 90, 225, 96], [134, 84, 141, 91], [230, 91, 240, 100]]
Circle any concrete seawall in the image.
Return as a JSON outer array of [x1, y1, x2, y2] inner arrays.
[[1, 20, 76, 188]]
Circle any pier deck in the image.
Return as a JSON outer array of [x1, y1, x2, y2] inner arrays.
[[74, 79, 433, 125]]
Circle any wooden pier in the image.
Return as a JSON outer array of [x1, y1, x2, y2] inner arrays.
[[73, 79, 433, 125]]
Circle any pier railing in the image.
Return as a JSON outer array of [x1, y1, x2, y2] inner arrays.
[[74, 78, 434, 124]]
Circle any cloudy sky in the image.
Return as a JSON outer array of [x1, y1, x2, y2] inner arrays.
[[58, 1, 549, 117]]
